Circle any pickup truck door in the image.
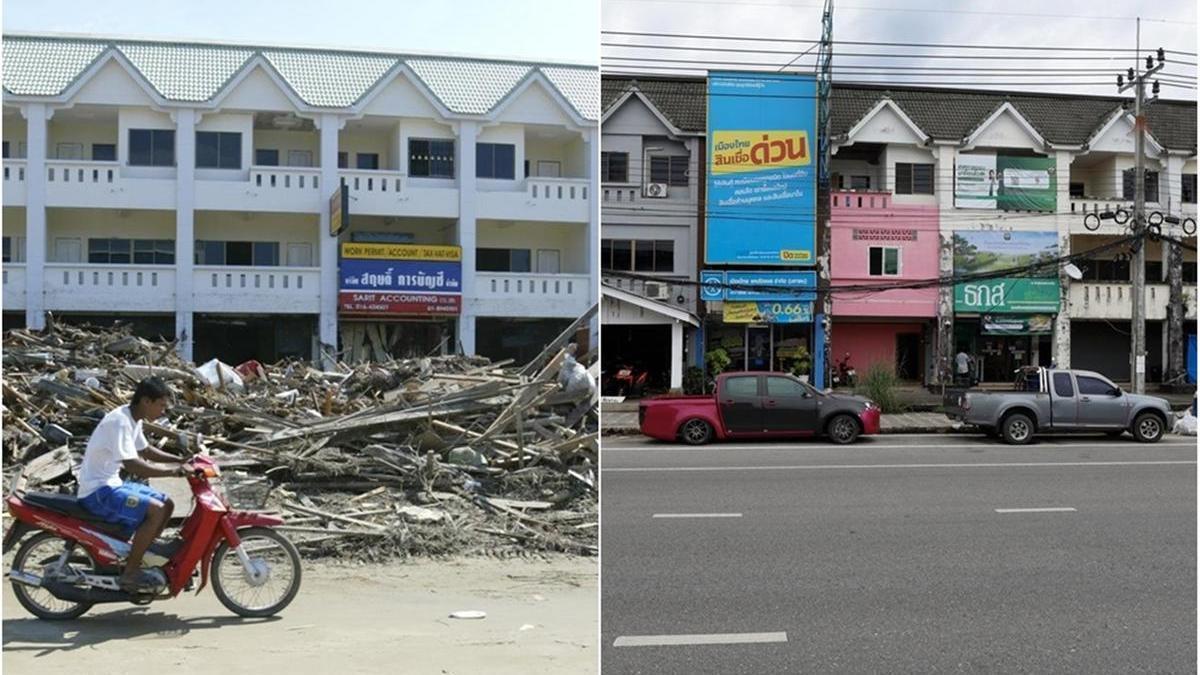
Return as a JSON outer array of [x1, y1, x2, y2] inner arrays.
[[718, 374, 764, 433], [762, 375, 819, 433], [1074, 374, 1128, 428], [1049, 371, 1079, 428]]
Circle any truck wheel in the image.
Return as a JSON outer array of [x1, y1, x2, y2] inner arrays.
[[1000, 413, 1035, 445], [826, 414, 861, 445], [679, 419, 713, 445], [1131, 412, 1165, 443]]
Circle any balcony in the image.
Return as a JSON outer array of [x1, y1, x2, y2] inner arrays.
[[469, 272, 590, 318], [196, 166, 321, 213], [478, 178, 590, 223], [1069, 282, 1197, 321], [45, 160, 175, 210], [43, 263, 175, 312], [3, 264, 26, 311], [193, 266, 320, 314], [2, 160, 26, 206], [340, 170, 458, 219]]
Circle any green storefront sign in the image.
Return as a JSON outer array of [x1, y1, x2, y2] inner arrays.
[[981, 313, 1054, 335], [953, 278, 1060, 313]]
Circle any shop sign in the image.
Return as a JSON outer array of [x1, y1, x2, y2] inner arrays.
[[724, 301, 812, 323], [341, 243, 461, 261], [338, 291, 461, 316], [339, 259, 461, 294], [701, 270, 817, 302], [329, 183, 348, 236], [955, 153, 1056, 211], [705, 72, 817, 265], [981, 313, 1054, 335], [954, 278, 1060, 313]]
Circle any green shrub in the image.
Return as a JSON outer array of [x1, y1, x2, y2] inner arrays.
[[705, 348, 731, 378], [857, 362, 904, 413], [682, 366, 706, 394]]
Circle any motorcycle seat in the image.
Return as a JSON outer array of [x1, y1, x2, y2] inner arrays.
[[23, 491, 113, 523]]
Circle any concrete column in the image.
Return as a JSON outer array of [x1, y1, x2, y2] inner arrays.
[[585, 127, 600, 347], [23, 103, 48, 330], [457, 121, 478, 355], [1053, 150, 1073, 369], [317, 113, 341, 366], [174, 109, 197, 361], [670, 320, 684, 390], [933, 144, 956, 383]]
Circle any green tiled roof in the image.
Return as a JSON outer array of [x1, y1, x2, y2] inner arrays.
[[603, 76, 1196, 151], [2, 34, 599, 120]]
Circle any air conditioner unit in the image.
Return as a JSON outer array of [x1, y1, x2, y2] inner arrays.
[[644, 281, 670, 300], [643, 183, 668, 198]]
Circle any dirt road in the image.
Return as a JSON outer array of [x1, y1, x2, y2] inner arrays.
[[3, 556, 597, 674]]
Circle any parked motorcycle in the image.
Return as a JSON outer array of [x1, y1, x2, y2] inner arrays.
[[4, 454, 301, 620], [837, 353, 858, 388], [605, 363, 649, 397]]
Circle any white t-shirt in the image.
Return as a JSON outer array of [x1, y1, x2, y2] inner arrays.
[[955, 352, 971, 374], [77, 405, 148, 498]]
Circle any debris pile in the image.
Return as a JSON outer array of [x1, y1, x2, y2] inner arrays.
[[1, 310, 598, 559]]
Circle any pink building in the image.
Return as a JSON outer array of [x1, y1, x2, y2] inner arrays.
[[829, 190, 940, 382]]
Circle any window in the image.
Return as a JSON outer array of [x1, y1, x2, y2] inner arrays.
[[1184, 173, 1197, 204], [1080, 259, 1131, 282], [337, 152, 348, 169], [601, 151, 628, 183], [1076, 375, 1117, 396], [477, 248, 531, 272], [1, 141, 7, 158], [409, 139, 455, 178], [92, 143, 116, 162], [287, 150, 313, 168], [2, 237, 10, 263], [648, 155, 688, 186], [4, 236, 26, 263], [1185, 263, 1197, 284], [128, 129, 175, 166], [196, 131, 241, 169], [1145, 260, 1163, 281], [476, 143, 515, 179], [766, 376, 807, 397], [132, 239, 175, 265], [356, 153, 379, 170], [868, 246, 900, 276], [848, 175, 871, 190], [1052, 372, 1074, 397], [895, 163, 934, 195], [602, 239, 673, 272], [195, 241, 278, 266], [724, 376, 759, 397], [56, 143, 83, 160], [255, 149, 280, 166], [1069, 182, 1085, 198], [89, 238, 131, 264], [88, 238, 172, 264], [1122, 169, 1159, 202]]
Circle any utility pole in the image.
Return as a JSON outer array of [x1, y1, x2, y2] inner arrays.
[[1117, 20, 1163, 394], [816, 0, 833, 389]]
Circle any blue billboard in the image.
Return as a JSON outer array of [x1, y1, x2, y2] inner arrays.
[[700, 270, 817, 302], [705, 72, 817, 266], [339, 259, 462, 294]]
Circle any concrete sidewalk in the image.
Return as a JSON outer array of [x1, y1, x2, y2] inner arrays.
[[600, 408, 957, 434]]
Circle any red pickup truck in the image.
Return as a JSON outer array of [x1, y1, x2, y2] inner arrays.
[[638, 372, 881, 445]]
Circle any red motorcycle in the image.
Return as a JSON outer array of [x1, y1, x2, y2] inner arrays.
[[606, 363, 649, 397], [4, 454, 301, 620]]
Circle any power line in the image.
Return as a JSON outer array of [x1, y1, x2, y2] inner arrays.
[[601, 56, 1199, 76]]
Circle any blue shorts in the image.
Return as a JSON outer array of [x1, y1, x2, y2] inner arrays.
[[80, 482, 168, 534]]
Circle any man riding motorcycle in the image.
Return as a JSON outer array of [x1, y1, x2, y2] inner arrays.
[[76, 377, 190, 594]]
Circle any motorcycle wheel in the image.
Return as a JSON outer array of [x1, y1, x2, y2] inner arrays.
[[211, 527, 302, 618], [11, 531, 97, 620]]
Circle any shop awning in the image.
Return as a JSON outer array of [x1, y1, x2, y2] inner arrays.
[[601, 283, 700, 327]]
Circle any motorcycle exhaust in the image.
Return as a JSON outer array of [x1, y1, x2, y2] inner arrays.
[[8, 570, 43, 588], [42, 579, 147, 605]]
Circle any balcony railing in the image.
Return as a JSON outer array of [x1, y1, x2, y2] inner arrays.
[[478, 177, 590, 222], [2, 263, 26, 311], [471, 272, 590, 317], [193, 266, 320, 314], [43, 263, 175, 312], [1069, 282, 1196, 321], [2, 159, 27, 205]]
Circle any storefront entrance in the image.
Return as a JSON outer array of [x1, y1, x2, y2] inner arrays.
[[955, 319, 1051, 383], [706, 321, 812, 377]]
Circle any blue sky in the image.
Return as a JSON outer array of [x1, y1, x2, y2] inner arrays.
[[3, 0, 598, 65]]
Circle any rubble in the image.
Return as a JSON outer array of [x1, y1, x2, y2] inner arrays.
[[1, 309, 599, 559]]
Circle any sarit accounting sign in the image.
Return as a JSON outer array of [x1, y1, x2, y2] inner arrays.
[[953, 230, 1059, 313], [955, 153, 1056, 212], [705, 72, 816, 266], [700, 270, 817, 302], [338, 243, 462, 317]]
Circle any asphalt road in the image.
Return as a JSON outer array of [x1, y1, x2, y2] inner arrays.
[[601, 434, 1197, 674]]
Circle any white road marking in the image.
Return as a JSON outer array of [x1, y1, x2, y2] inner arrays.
[[995, 507, 1077, 513], [603, 460, 1197, 473], [652, 513, 742, 519], [603, 439, 1193, 451], [613, 632, 788, 647]]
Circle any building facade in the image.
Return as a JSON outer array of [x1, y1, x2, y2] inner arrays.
[[602, 75, 1197, 388], [2, 35, 599, 364]]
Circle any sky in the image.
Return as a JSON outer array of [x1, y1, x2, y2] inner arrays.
[[2, 0, 599, 65], [602, 0, 1199, 99]]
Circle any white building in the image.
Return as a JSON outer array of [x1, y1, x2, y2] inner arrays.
[[2, 34, 598, 365]]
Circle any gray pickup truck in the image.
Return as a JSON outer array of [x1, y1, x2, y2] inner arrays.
[[944, 367, 1172, 444]]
